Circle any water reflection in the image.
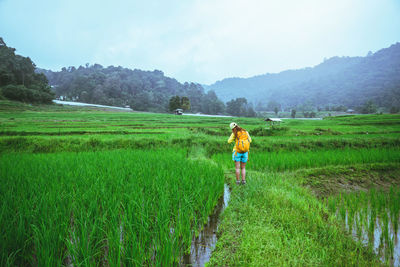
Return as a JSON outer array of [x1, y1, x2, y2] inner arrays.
[[343, 209, 400, 266]]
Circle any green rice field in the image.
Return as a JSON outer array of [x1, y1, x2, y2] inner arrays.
[[325, 187, 400, 265], [0, 100, 399, 266], [1, 149, 224, 265]]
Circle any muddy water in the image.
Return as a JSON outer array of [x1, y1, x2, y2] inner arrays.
[[182, 184, 231, 266]]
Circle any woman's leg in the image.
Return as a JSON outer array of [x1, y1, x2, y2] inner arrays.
[[240, 162, 246, 182], [235, 161, 241, 183]]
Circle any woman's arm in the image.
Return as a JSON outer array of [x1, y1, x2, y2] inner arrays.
[[227, 133, 235, 143]]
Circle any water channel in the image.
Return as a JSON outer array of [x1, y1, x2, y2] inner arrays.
[[182, 184, 231, 266]]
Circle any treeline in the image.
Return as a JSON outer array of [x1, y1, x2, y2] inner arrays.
[[0, 37, 257, 116], [0, 38, 54, 103], [226, 97, 256, 117], [206, 42, 400, 112], [259, 98, 395, 116], [40, 64, 232, 114]]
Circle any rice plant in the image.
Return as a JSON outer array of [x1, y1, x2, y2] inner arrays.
[[0, 149, 224, 266], [213, 148, 400, 172], [325, 187, 400, 265]]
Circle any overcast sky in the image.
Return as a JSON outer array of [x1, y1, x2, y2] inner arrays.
[[1, 0, 399, 84]]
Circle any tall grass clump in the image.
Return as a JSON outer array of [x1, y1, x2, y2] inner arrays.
[[0, 149, 224, 266], [325, 187, 400, 265]]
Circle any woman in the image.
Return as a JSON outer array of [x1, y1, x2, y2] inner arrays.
[[228, 122, 252, 185]]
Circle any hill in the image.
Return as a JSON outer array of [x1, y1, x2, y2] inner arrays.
[[39, 65, 225, 114], [0, 38, 54, 103], [205, 43, 400, 112]]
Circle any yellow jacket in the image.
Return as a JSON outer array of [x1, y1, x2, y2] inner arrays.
[[227, 131, 252, 152]]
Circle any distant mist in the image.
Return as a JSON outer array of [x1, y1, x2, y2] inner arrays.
[[205, 42, 400, 112]]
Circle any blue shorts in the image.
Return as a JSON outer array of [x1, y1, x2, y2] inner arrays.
[[232, 151, 248, 163]]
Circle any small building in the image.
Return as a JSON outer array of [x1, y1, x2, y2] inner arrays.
[[346, 109, 355, 114], [264, 118, 282, 127], [174, 109, 183, 115]]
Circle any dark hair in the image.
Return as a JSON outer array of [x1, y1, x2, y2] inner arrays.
[[232, 126, 246, 139]]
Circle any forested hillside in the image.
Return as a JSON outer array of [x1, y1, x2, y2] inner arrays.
[[0, 38, 54, 103], [206, 43, 400, 112], [40, 65, 225, 114], [3, 34, 399, 115]]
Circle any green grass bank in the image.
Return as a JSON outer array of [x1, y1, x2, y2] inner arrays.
[[1, 100, 399, 266]]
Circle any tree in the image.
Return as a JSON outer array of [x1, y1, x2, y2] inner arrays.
[[181, 96, 190, 111], [291, 109, 296, 118], [358, 100, 377, 114], [255, 101, 267, 111], [390, 106, 399, 114], [227, 98, 246, 116], [303, 111, 316, 118], [169, 96, 181, 111], [201, 90, 225, 114], [226, 97, 254, 117], [266, 100, 281, 112], [331, 105, 347, 112], [130, 91, 153, 111], [274, 106, 279, 115], [247, 106, 257, 117], [0, 38, 54, 103], [1, 84, 53, 103], [226, 100, 235, 115], [297, 101, 315, 113], [185, 83, 204, 113]]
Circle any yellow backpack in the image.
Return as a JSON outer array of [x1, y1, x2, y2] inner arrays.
[[236, 130, 250, 154]]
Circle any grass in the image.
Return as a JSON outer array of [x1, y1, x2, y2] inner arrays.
[[1, 100, 400, 266], [213, 148, 400, 172], [324, 187, 400, 265], [0, 149, 224, 265], [207, 171, 379, 266], [1, 101, 400, 155]]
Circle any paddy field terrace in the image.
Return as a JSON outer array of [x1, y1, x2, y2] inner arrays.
[[0, 100, 399, 266]]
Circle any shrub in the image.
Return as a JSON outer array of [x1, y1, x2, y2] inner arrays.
[[390, 106, 399, 114], [1, 84, 54, 103]]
